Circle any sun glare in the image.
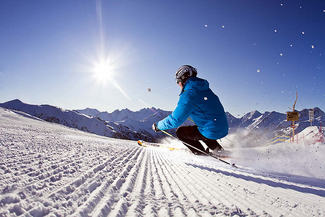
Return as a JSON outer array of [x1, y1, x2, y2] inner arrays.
[[92, 57, 115, 84], [89, 53, 131, 99]]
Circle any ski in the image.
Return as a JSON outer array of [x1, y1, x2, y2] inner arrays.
[[150, 130, 239, 168]]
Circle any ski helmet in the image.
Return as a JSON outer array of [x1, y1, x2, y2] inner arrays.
[[175, 65, 197, 84]]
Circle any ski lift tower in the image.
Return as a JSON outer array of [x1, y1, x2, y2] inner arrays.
[[287, 92, 299, 143]]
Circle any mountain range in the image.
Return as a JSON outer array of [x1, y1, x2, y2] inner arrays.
[[226, 108, 325, 137], [1, 99, 324, 142], [0, 99, 154, 141]]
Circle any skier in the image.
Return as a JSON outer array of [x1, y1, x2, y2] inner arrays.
[[152, 65, 228, 155]]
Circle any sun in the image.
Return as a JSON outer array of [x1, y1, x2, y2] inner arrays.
[[88, 49, 131, 99], [91, 57, 115, 84]]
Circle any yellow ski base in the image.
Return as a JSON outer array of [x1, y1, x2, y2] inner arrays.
[[138, 140, 180, 151]]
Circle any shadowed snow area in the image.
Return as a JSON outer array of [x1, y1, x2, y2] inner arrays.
[[1, 107, 325, 216]]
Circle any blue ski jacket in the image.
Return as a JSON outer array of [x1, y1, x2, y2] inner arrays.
[[157, 77, 228, 140]]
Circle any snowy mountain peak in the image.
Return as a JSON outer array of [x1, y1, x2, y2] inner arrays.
[[239, 110, 262, 128], [75, 108, 101, 117], [112, 108, 131, 114], [243, 110, 262, 120], [139, 107, 158, 112]]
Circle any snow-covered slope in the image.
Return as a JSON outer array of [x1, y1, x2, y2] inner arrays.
[[1, 107, 325, 216], [0, 99, 151, 141], [295, 126, 325, 144]]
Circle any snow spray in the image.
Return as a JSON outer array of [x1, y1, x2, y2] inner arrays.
[[223, 129, 325, 179]]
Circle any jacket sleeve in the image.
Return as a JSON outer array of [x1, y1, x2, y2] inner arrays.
[[157, 91, 194, 130]]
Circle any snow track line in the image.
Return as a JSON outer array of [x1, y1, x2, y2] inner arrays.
[[125, 148, 150, 216], [156, 152, 223, 216], [184, 162, 261, 216], [49, 147, 138, 216], [150, 150, 173, 215], [1, 140, 107, 180], [22, 147, 136, 216], [20, 149, 117, 196], [85, 147, 142, 216], [48, 151, 119, 197], [0, 149, 96, 203], [105, 149, 147, 216], [157, 150, 275, 216], [153, 150, 198, 216], [156, 150, 245, 216], [75, 147, 143, 216], [143, 149, 160, 217], [188, 159, 282, 216], [21, 148, 128, 216], [1, 150, 84, 186]]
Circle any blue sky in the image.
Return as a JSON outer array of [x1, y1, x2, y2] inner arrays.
[[0, 0, 324, 116]]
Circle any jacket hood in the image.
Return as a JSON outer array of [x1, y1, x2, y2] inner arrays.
[[181, 77, 209, 94]]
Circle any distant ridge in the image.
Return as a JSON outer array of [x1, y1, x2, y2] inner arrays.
[[0, 99, 152, 141], [1, 99, 324, 141]]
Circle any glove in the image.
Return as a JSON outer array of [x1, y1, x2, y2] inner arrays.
[[152, 123, 160, 132]]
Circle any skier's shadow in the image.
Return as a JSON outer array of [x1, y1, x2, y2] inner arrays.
[[186, 163, 325, 198]]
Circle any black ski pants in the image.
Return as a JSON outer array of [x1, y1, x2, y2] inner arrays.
[[176, 125, 223, 154]]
